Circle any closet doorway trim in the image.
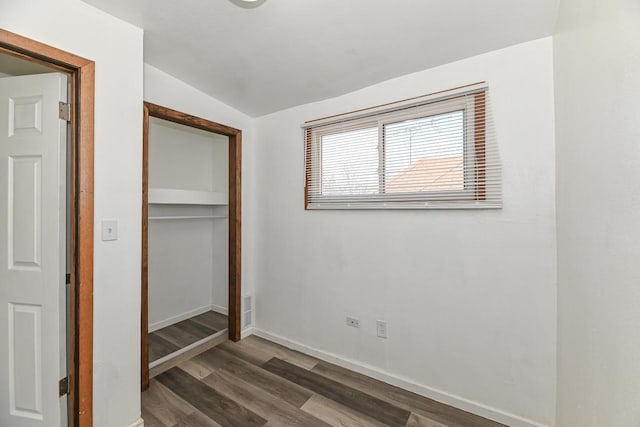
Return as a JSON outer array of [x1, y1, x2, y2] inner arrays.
[[141, 102, 242, 391]]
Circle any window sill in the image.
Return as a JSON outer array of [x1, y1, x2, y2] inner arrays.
[[306, 201, 502, 210]]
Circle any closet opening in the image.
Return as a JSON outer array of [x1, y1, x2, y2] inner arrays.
[[141, 103, 242, 390]]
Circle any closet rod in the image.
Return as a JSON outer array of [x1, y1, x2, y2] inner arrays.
[[148, 215, 228, 220]]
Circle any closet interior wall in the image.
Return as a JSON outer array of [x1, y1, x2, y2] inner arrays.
[[147, 117, 229, 331]]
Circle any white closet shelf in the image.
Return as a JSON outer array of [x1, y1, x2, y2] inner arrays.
[[149, 215, 227, 220], [148, 188, 228, 205]]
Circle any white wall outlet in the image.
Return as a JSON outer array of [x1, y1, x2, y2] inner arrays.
[[376, 320, 388, 338], [101, 220, 118, 241], [346, 316, 360, 328]]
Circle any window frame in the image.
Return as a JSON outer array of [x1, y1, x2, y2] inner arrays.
[[377, 97, 476, 201], [305, 92, 486, 209], [312, 119, 379, 199]]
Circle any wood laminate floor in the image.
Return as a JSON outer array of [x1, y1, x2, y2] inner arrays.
[[142, 335, 506, 427], [149, 311, 228, 363]]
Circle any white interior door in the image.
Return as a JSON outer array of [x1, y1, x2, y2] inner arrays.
[[0, 73, 67, 427]]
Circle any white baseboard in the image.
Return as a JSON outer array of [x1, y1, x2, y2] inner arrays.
[[150, 329, 227, 369], [149, 304, 227, 332], [127, 417, 144, 427], [252, 328, 551, 427], [241, 327, 255, 339], [149, 304, 212, 332], [210, 304, 228, 315]]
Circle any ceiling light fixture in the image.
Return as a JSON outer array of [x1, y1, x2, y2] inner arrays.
[[229, 0, 266, 8]]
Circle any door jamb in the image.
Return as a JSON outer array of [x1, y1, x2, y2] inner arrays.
[[0, 29, 94, 427], [141, 102, 242, 391]]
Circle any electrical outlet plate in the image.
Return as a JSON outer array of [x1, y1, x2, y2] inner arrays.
[[346, 316, 360, 328], [376, 320, 388, 338]]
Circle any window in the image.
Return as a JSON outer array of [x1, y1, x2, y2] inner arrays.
[[303, 84, 500, 209]]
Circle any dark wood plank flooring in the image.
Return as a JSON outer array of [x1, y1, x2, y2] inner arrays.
[[142, 335, 506, 427], [149, 311, 228, 363]]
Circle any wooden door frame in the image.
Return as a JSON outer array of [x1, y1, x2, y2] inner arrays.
[[0, 30, 94, 427], [141, 102, 242, 390]]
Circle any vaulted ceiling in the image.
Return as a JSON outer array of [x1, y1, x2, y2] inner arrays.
[[82, 0, 559, 116]]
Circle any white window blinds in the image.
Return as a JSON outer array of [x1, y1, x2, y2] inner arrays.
[[303, 83, 501, 209]]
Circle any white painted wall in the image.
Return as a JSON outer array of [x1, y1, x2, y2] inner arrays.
[[147, 119, 229, 328], [554, 1, 640, 426], [144, 64, 257, 327], [147, 204, 229, 329], [148, 118, 228, 192], [254, 38, 557, 426], [0, 1, 144, 426]]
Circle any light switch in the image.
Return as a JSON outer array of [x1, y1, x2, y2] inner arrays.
[[101, 220, 118, 241]]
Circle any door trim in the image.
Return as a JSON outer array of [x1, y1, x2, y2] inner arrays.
[[0, 29, 94, 427], [141, 102, 242, 391]]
